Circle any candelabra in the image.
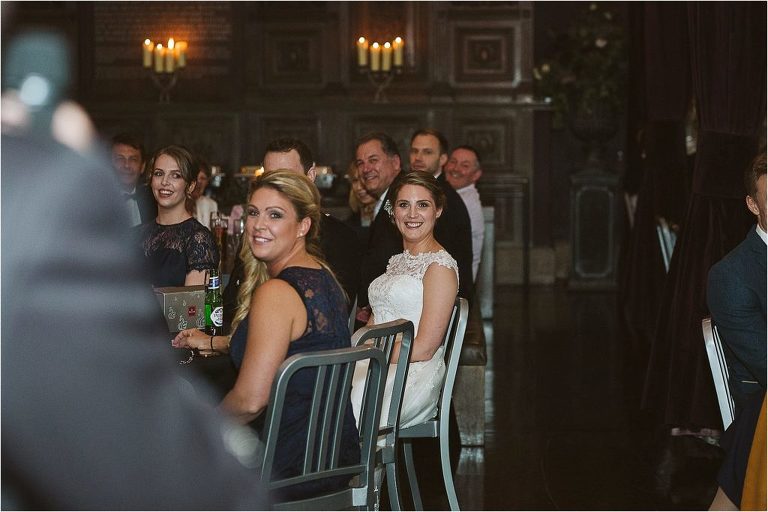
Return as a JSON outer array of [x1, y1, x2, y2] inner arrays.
[[148, 69, 178, 104], [142, 38, 188, 103], [355, 37, 405, 103]]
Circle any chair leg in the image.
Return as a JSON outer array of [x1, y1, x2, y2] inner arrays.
[[385, 455, 402, 511], [402, 439, 423, 510], [440, 426, 460, 510]]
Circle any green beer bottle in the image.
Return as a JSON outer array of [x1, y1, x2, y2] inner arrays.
[[205, 268, 223, 336]]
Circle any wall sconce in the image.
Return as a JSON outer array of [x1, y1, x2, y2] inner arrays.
[[355, 36, 405, 103], [142, 38, 188, 103]]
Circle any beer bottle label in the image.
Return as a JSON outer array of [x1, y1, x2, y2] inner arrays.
[[211, 306, 223, 327], [208, 276, 220, 289]]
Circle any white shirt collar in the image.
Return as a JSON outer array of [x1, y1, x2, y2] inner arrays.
[[757, 224, 767, 245], [373, 187, 390, 218], [456, 183, 477, 193]]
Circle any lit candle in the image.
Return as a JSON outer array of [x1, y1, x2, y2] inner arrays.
[[381, 42, 393, 72], [165, 38, 175, 73], [142, 39, 153, 68], [154, 43, 165, 73], [176, 41, 187, 68], [370, 42, 381, 72], [356, 37, 368, 67], [393, 36, 404, 67]]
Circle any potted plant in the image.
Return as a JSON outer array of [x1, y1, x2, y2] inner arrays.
[[534, 2, 628, 165]]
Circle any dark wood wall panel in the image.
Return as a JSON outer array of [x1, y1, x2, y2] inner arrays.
[[10, 1, 559, 270], [153, 114, 241, 170], [454, 116, 515, 170], [80, 2, 237, 103], [350, 114, 426, 162]]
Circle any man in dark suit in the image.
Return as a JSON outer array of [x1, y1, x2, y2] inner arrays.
[[355, 132, 406, 311], [706, 151, 766, 512], [2, 30, 267, 508], [409, 129, 475, 303], [111, 132, 156, 227], [223, 138, 362, 328], [707, 152, 767, 412]]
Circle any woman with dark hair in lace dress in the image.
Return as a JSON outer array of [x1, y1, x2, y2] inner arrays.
[[137, 145, 218, 287]]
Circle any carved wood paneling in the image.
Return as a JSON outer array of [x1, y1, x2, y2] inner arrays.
[[449, 20, 521, 89], [477, 174, 529, 245], [351, 115, 425, 162], [258, 116, 321, 162], [454, 116, 515, 170], [153, 114, 240, 171], [261, 27, 325, 87]]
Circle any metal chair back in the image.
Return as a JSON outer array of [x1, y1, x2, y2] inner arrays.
[[656, 217, 677, 273], [352, 319, 415, 510], [399, 297, 469, 511], [261, 345, 387, 510], [702, 317, 736, 430]]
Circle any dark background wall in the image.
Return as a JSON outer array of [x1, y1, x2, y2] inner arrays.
[[1, 1, 630, 284]]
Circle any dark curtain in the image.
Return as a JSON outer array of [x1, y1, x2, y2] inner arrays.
[[642, 2, 766, 429], [618, 2, 690, 381]]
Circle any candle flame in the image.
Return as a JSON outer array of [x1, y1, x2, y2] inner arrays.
[[358, 36, 366, 44], [372, 42, 380, 48], [157, 44, 163, 49], [395, 36, 403, 44], [384, 42, 391, 48], [144, 38, 151, 46], [168, 38, 175, 49]]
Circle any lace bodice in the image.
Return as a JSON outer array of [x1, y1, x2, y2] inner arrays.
[[136, 217, 219, 287], [368, 249, 458, 334]]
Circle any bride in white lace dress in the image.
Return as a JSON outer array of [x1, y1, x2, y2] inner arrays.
[[351, 172, 459, 428]]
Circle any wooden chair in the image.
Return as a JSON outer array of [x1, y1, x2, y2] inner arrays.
[[702, 316, 735, 430], [261, 345, 387, 510], [400, 297, 469, 511], [352, 319, 415, 511]]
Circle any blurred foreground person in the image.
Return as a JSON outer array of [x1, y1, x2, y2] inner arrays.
[[1, 30, 268, 510]]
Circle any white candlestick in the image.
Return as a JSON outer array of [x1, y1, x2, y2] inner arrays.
[[382, 42, 392, 72], [176, 41, 187, 68], [370, 42, 381, 72], [143, 39, 153, 68], [154, 43, 165, 73], [165, 38, 175, 73], [393, 37, 404, 67]]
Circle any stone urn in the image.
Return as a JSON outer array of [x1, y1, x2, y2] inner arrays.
[[567, 98, 620, 170]]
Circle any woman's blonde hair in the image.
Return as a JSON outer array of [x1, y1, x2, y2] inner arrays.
[[347, 160, 362, 214], [230, 169, 336, 334]]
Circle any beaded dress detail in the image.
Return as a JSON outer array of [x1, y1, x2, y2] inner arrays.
[[351, 249, 458, 429]]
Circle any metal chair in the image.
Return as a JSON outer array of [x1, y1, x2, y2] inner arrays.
[[702, 316, 736, 430], [348, 294, 359, 336], [400, 297, 469, 511], [656, 217, 678, 273], [261, 345, 387, 511], [352, 319, 415, 511]]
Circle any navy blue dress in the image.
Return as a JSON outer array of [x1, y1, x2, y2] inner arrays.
[[229, 266, 360, 501], [137, 217, 218, 288]]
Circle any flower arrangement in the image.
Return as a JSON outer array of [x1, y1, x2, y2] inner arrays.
[[533, 2, 627, 128]]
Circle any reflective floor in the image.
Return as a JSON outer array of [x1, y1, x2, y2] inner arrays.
[[416, 284, 721, 510]]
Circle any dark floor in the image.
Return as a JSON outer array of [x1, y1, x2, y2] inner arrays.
[[417, 284, 723, 511]]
